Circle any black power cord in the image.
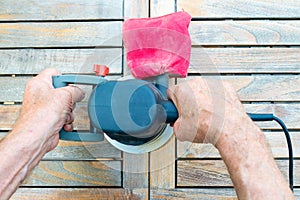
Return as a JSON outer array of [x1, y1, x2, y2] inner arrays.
[[248, 113, 294, 191]]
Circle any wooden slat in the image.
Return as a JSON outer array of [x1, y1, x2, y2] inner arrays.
[[150, 0, 175, 17], [2, 75, 299, 102], [0, 0, 123, 21], [151, 188, 300, 199], [178, 0, 300, 18], [177, 131, 300, 159], [44, 139, 121, 159], [150, 136, 176, 188], [0, 22, 122, 47], [178, 75, 300, 101], [1, 103, 299, 131], [124, 0, 149, 18], [11, 188, 147, 200], [0, 48, 122, 75], [177, 160, 298, 187], [189, 21, 300, 45], [123, 153, 149, 198], [150, 79, 176, 189], [190, 47, 300, 74], [151, 188, 237, 199], [0, 75, 120, 102], [22, 160, 121, 186], [12, 187, 300, 199]]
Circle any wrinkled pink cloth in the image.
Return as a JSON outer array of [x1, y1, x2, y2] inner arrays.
[[123, 11, 192, 79]]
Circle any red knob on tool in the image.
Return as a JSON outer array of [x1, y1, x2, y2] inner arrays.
[[94, 64, 109, 76]]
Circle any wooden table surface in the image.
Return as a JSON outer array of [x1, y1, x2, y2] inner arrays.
[[0, 0, 299, 199]]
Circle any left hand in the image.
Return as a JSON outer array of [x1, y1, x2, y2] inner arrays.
[[14, 68, 85, 152]]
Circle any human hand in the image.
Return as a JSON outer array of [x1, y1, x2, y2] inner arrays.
[[167, 77, 251, 145], [14, 68, 85, 152]]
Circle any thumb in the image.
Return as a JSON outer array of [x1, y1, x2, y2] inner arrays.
[[61, 85, 85, 103]]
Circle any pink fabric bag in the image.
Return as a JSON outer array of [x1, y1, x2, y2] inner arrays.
[[123, 11, 192, 79]]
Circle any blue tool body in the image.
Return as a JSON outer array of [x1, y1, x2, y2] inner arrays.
[[52, 75, 178, 144]]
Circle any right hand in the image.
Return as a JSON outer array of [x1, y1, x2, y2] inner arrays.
[[167, 77, 250, 145]]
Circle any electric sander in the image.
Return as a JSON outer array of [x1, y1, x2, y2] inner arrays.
[[53, 12, 192, 154]]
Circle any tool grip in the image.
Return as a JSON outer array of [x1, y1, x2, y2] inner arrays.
[[52, 74, 107, 142], [162, 101, 179, 123], [53, 74, 107, 88]]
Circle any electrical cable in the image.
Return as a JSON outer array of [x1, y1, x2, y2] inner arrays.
[[247, 113, 294, 191]]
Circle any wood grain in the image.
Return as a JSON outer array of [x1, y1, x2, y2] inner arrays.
[[189, 47, 300, 74], [11, 188, 147, 200], [0, 48, 123, 75], [123, 153, 149, 199], [0, 0, 123, 21], [177, 0, 300, 18], [0, 22, 122, 47], [178, 75, 300, 101], [1, 75, 299, 102], [189, 21, 300, 45], [1, 103, 299, 131], [44, 139, 121, 160], [177, 160, 299, 187], [22, 160, 121, 186], [150, 136, 176, 188], [124, 0, 149, 18], [151, 188, 300, 199], [151, 188, 237, 199], [177, 131, 300, 159], [0, 75, 120, 103], [150, 0, 175, 17]]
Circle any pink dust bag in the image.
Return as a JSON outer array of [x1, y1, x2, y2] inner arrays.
[[123, 11, 192, 79]]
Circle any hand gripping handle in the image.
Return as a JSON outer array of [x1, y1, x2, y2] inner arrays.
[[52, 74, 107, 142]]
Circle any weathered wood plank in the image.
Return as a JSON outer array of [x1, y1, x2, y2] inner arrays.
[[1, 47, 299, 75], [123, 153, 149, 199], [177, 131, 300, 159], [22, 160, 121, 186], [151, 188, 237, 199], [0, 75, 120, 102], [150, 79, 176, 189], [1, 103, 299, 131], [177, 160, 298, 187], [178, 75, 300, 101], [150, 136, 176, 188], [190, 47, 300, 74], [0, 22, 122, 47], [1, 75, 299, 102], [11, 188, 147, 200], [124, 0, 149, 18], [45, 139, 121, 160], [150, 0, 175, 17], [0, 48, 122, 75], [0, 0, 123, 21], [11, 187, 300, 199], [178, 0, 300, 18], [190, 21, 300, 45], [0, 103, 88, 130], [151, 188, 300, 199]]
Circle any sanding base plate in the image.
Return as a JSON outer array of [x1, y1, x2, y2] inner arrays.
[[104, 125, 173, 154]]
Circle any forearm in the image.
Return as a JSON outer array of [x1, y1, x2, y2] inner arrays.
[[0, 119, 48, 199], [216, 116, 294, 199]]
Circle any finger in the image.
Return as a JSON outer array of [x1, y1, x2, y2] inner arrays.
[[65, 112, 74, 124], [63, 85, 85, 103], [64, 124, 73, 132], [173, 118, 184, 141], [37, 68, 61, 81]]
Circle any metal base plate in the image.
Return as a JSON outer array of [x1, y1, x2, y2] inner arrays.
[[104, 125, 173, 154]]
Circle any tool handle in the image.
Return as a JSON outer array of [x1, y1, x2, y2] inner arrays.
[[52, 74, 107, 142], [162, 101, 179, 123], [53, 74, 107, 88], [59, 129, 104, 141]]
